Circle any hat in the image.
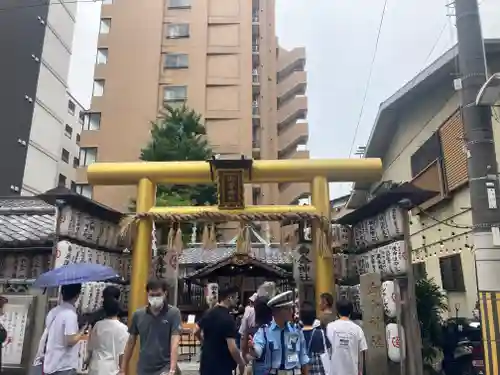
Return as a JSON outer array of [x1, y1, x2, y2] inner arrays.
[[268, 291, 294, 309], [249, 293, 258, 302]]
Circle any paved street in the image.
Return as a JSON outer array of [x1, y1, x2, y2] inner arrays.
[[178, 361, 200, 375]]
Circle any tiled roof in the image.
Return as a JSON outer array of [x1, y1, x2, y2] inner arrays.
[[185, 253, 292, 280], [178, 246, 293, 265], [0, 198, 55, 248]]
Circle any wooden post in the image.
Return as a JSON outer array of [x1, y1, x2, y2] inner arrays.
[[401, 208, 424, 375], [359, 273, 389, 375]]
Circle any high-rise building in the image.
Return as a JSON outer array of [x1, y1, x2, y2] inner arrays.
[[0, 0, 77, 196], [60, 92, 85, 193], [77, 0, 309, 238]]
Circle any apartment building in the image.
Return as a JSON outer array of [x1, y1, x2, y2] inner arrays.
[[0, 0, 77, 196], [59, 92, 85, 193], [347, 40, 500, 317], [77, 0, 309, 233]]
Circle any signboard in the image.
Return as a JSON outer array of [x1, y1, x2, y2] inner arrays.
[[217, 170, 245, 209], [0, 295, 35, 367], [359, 273, 388, 375]]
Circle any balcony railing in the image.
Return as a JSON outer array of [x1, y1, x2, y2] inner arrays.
[[252, 71, 259, 83], [252, 44, 259, 53], [252, 101, 260, 115], [252, 14, 259, 23]]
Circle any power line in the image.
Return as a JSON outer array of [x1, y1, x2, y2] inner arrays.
[[0, 0, 101, 13], [422, 21, 448, 67], [347, 0, 389, 158]]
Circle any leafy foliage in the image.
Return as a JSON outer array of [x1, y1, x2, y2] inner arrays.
[[136, 104, 217, 208], [415, 275, 447, 366]]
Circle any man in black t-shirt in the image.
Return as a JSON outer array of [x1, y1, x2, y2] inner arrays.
[[198, 286, 246, 375]]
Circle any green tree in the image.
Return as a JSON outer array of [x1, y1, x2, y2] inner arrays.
[[137, 104, 217, 208], [415, 275, 447, 372]]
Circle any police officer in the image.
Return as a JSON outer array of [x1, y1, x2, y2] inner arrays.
[[250, 291, 310, 375]]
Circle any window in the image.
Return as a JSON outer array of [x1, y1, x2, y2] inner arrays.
[[78, 112, 85, 124], [76, 134, 80, 145], [83, 112, 101, 131], [79, 147, 97, 167], [93, 80, 105, 97], [100, 18, 111, 34], [64, 124, 73, 138], [164, 86, 187, 102], [75, 184, 93, 199], [102, 0, 112, 4], [61, 148, 70, 163], [70, 181, 76, 191], [168, 0, 190, 8], [412, 262, 426, 280], [439, 254, 466, 292], [68, 100, 75, 115], [58, 174, 67, 187], [73, 156, 79, 168], [166, 23, 189, 38], [410, 132, 441, 178], [164, 53, 188, 69], [96, 48, 108, 64]]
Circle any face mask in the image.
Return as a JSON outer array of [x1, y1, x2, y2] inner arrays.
[[148, 296, 164, 309]]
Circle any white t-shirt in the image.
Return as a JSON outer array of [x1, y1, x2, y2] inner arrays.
[[326, 319, 367, 375], [88, 319, 129, 375], [43, 302, 80, 374], [238, 305, 255, 335]]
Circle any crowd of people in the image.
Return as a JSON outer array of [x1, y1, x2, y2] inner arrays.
[[194, 286, 367, 375], [28, 278, 182, 375], [0, 278, 367, 375]]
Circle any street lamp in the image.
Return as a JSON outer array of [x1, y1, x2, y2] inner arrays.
[[475, 72, 500, 106]]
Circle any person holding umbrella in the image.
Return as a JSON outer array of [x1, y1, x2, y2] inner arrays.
[[34, 284, 89, 375]]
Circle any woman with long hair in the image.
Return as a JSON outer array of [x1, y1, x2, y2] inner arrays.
[[87, 297, 129, 375]]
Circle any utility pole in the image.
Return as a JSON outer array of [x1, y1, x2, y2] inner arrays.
[[455, 1, 500, 374]]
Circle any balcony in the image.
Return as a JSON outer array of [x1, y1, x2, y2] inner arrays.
[[278, 95, 307, 126], [277, 70, 307, 103], [278, 47, 306, 80], [252, 100, 260, 117], [279, 182, 310, 205], [252, 12, 259, 35], [284, 149, 310, 160], [252, 70, 260, 93], [278, 121, 308, 155], [252, 138, 260, 159]]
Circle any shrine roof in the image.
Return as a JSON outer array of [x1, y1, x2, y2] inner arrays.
[[0, 197, 55, 248], [185, 253, 292, 280], [178, 246, 293, 265]]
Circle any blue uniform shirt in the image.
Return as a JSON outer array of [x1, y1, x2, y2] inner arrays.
[[253, 320, 310, 370]]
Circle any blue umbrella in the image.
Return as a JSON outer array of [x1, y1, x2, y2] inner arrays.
[[34, 263, 120, 288]]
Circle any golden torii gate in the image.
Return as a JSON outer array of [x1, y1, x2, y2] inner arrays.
[[88, 158, 381, 312]]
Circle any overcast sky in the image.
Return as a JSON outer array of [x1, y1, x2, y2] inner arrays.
[[68, 0, 500, 199]]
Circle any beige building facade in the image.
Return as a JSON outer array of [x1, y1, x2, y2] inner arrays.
[[76, 0, 309, 237], [347, 40, 500, 318]]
